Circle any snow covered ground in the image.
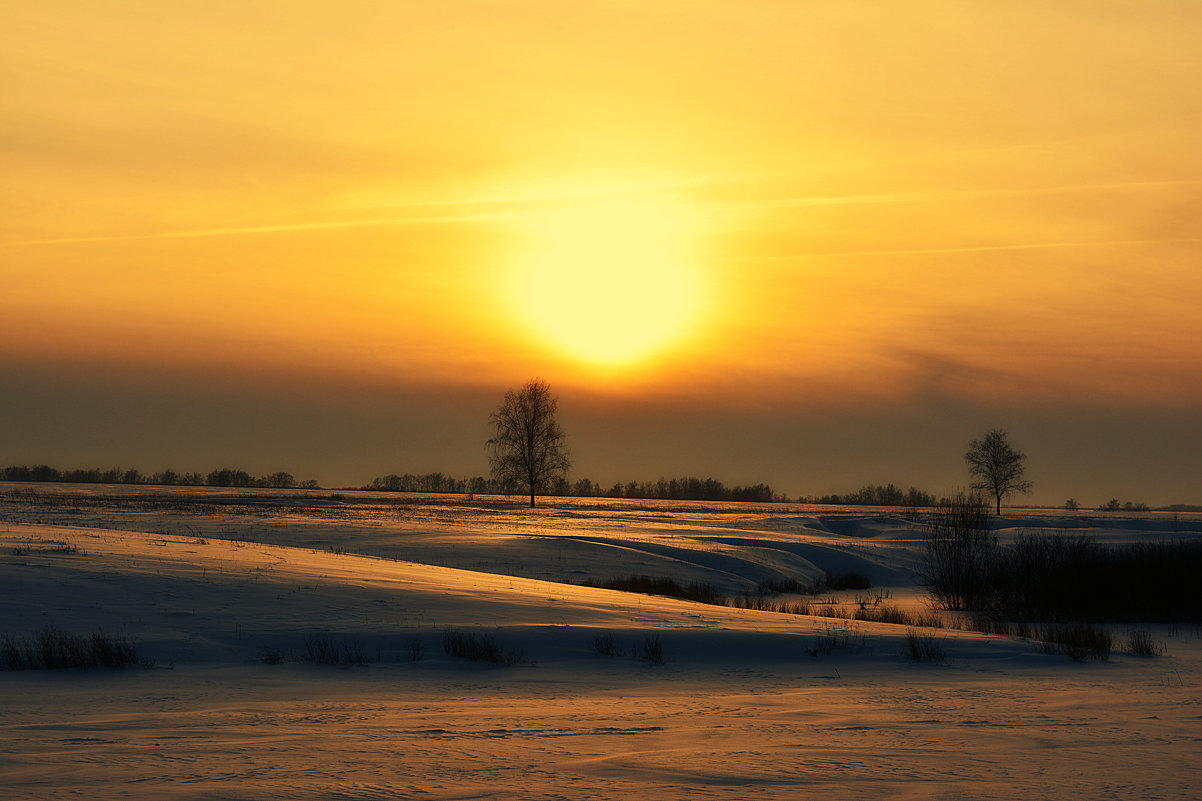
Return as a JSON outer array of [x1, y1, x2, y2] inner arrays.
[[1, 485, 1199, 799]]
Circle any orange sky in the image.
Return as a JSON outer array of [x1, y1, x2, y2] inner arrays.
[[3, 2, 1200, 503]]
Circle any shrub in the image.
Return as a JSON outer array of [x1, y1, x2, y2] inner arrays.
[[904, 629, 946, 662], [1039, 623, 1112, 661], [728, 595, 815, 615], [986, 532, 1098, 621], [0, 627, 142, 670], [304, 633, 366, 665], [853, 604, 912, 625], [923, 492, 996, 611], [809, 620, 861, 657], [87, 630, 139, 666], [965, 614, 1015, 637], [1127, 630, 1164, 657], [638, 634, 664, 666], [593, 633, 617, 657], [0, 634, 22, 670], [443, 630, 522, 666], [850, 603, 944, 628], [911, 610, 945, 628]]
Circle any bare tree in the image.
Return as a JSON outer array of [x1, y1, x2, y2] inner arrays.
[[923, 491, 996, 610], [965, 429, 1032, 515], [487, 378, 570, 508]]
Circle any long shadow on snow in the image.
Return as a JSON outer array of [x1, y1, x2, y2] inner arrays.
[[550, 534, 916, 590]]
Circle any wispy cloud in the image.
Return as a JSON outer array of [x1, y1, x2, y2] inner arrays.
[[713, 178, 1202, 212], [9, 177, 1198, 249], [727, 236, 1202, 260], [1, 180, 704, 248], [1, 208, 520, 248]]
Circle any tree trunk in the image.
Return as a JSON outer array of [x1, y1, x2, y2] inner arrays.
[[529, 491, 536, 508]]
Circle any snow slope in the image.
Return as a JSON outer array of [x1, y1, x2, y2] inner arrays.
[[1, 487, 1199, 799]]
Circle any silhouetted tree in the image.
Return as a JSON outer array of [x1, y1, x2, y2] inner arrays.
[[813, 483, 938, 507], [206, 468, 254, 487], [152, 469, 181, 486], [965, 429, 1032, 515], [487, 378, 570, 508], [30, 465, 59, 482], [259, 471, 297, 489]]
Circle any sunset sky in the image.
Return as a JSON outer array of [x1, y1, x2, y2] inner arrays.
[[3, 2, 1200, 504]]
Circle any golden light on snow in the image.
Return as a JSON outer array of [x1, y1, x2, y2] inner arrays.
[[503, 197, 707, 367]]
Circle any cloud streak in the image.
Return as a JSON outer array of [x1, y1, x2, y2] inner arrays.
[[728, 236, 1202, 260], [714, 178, 1202, 212], [1, 210, 518, 248], [10, 177, 1198, 249]]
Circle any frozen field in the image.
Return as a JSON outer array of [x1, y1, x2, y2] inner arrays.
[[1, 485, 1200, 799]]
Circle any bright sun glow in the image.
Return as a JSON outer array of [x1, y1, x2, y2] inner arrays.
[[506, 197, 705, 366]]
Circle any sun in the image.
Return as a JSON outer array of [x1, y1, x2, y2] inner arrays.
[[505, 197, 706, 366]]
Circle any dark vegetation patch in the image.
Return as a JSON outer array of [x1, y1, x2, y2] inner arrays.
[[583, 571, 870, 609], [1, 626, 146, 670], [807, 619, 863, 657], [1126, 630, 1164, 657], [940, 534, 1202, 622], [1037, 623, 1112, 661], [757, 577, 822, 594], [727, 595, 816, 615], [259, 634, 424, 665], [638, 634, 664, 666], [991, 537, 1202, 622], [443, 630, 523, 666], [956, 615, 1034, 640], [304, 633, 368, 665], [854, 604, 942, 627], [593, 633, 618, 657], [925, 495, 1202, 622], [903, 629, 946, 662], [824, 570, 872, 591], [582, 575, 726, 605], [591, 632, 666, 665]]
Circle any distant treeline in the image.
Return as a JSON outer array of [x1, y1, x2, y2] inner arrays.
[[576, 476, 781, 503], [364, 473, 783, 503], [18, 466, 1171, 513], [807, 483, 942, 507], [3, 463, 948, 508], [1096, 498, 1150, 512], [0, 465, 318, 490]]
